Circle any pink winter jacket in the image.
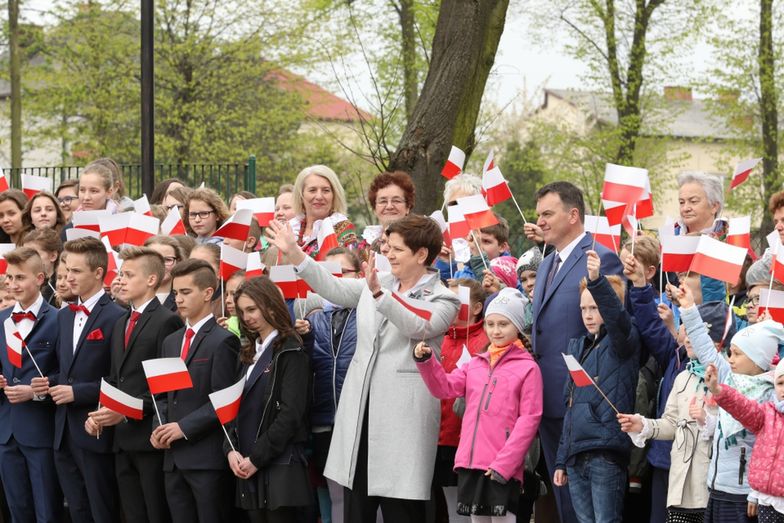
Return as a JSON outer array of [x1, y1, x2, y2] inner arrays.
[[714, 384, 784, 498], [416, 346, 543, 482]]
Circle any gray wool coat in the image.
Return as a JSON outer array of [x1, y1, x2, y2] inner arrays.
[[296, 256, 460, 499]]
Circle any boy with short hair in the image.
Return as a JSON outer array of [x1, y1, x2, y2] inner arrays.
[[31, 236, 126, 523], [85, 246, 184, 523], [0, 247, 63, 522], [151, 259, 240, 523], [454, 214, 517, 285]]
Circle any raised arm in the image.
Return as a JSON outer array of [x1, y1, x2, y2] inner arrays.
[[586, 250, 637, 359], [677, 282, 730, 381]]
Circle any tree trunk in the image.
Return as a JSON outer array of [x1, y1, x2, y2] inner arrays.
[[9, 0, 22, 172], [759, 0, 778, 237], [398, 0, 418, 123], [388, 0, 510, 213]]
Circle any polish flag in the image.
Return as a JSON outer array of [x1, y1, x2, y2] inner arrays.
[[441, 145, 465, 180], [269, 265, 298, 299], [0, 243, 16, 275], [760, 288, 784, 323], [584, 215, 620, 252], [220, 244, 248, 281], [102, 237, 121, 288], [731, 158, 761, 189], [133, 194, 153, 216], [457, 285, 471, 322], [99, 379, 144, 420], [160, 207, 186, 236], [100, 213, 160, 247], [0, 172, 9, 192], [660, 235, 700, 273], [457, 194, 498, 230], [482, 166, 513, 206], [482, 150, 495, 175], [429, 210, 450, 247], [447, 205, 470, 240], [4, 318, 25, 368], [773, 247, 784, 285], [602, 172, 654, 226], [562, 354, 594, 387], [245, 252, 265, 280], [689, 235, 748, 284], [72, 210, 111, 232], [726, 216, 756, 260], [236, 198, 275, 227], [213, 209, 252, 242], [315, 219, 339, 261], [391, 292, 435, 321], [21, 174, 50, 199], [601, 164, 648, 205], [623, 211, 639, 236], [65, 228, 100, 242], [767, 230, 782, 254], [456, 344, 473, 367], [142, 357, 193, 394], [209, 379, 245, 425]]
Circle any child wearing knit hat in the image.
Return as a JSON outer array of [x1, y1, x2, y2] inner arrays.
[[413, 288, 543, 521], [706, 341, 784, 523]]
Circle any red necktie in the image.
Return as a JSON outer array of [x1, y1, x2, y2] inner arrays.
[[69, 304, 90, 316], [124, 311, 141, 349], [180, 328, 195, 361], [11, 311, 35, 323]]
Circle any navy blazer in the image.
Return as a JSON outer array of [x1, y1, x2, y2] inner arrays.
[[53, 293, 126, 453], [159, 317, 240, 471], [531, 232, 623, 418], [0, 300, 59, 448]]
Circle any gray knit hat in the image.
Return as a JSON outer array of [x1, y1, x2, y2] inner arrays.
[[746, 253, 773, 288], [516, 246, 543, 280], [485, 288, 527, 334]]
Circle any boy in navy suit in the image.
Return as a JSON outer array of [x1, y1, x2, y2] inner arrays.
[[32, 237, 126, 523], [151, 259, 240, 523], [0, 247, 62, 522], [86, 246, 184, 523]]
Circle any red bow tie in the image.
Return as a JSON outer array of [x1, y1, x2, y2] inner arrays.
[[69, 304, 90, 316], [11, 311, 35, 323]]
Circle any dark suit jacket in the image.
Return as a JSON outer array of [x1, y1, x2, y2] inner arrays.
[[0, 300, 59, 448], [531, 232, 623, 418], [108, 299, 184, 452], [161, 291, 177, 313], [159, 317, 240, 471], [53, 293, 126, 453]]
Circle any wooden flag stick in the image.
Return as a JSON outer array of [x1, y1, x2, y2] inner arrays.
[[510, 193, 528, 224], [221, 424, 242, 465], [151, 396, 163, 427], [469, 231, 490, 271], [659, 261, 664, 303], [220, 279, 225, 318], [590, 379, 620, 415], [24, 344, 44, 378]]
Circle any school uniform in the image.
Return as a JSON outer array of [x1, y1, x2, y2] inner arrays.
[[52, 290, 126, 523], [159, 315, 241, 523], [0, 295, 63, 522], [108, 298, 183, 523]]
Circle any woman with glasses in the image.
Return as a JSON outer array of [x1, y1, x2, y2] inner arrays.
[[183, 188, 230, 244], [54, 180, 79, 223], [144, 235, 186, 312], [359, 171, 415, 257]]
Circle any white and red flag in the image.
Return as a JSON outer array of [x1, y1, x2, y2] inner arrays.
[[441, 146, 465, 180], [133, 195, 153, 216], [584, 215, 620, 252], [456, 344, 472, 367], [726, 216, 756, 259], [236, 198, 275, 227], [457, 285, 471, 322], [315, 219, 339, 261], [102, 237, 121, 287], [447, 204, 470, 240], [160, 207, 186, 236], [760, 288, 784, 323], [482, 166, 513, 206], [731, 158, 762, 190], [142, 357, 193, 394], [4, 318, 25, 368], [429, 210, 450, 247], [269, 265, 298, 299], [601, 164, 648, 204], [660, 235, 700, 273], [391, 292, 435, 321], [773, 247, 784, 285], [65, 228, 100, 241], [562, 354, 594, 387], [99, 379, 144, 420], [0, 172, 9, 192], [457, 194, 498, 230], [0, 243, 16, 275], [689, 235, 747, 284], [245, 252, 265, 280], [220, 244, 248, 281], [100, 213, 159, 247], [21, 174, 50, 199], [768, 230, 782, 254], [72, 210, 110, 232], [213, 209, 252, 242], [209, 379, 245, 425], [482, 150, 495, 175]]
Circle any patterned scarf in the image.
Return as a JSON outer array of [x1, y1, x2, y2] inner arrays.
[[719, 371, 774, 449]]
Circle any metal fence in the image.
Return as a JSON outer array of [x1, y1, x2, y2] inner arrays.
[[2, 155, 257, 199]]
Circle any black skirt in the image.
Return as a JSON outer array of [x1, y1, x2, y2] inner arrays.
[[456, 468, 520, 516], [432, 445, 459, 487], [236, 462, 312, 511]]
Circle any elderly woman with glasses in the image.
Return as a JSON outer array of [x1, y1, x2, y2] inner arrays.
[[183, 188, 230, 244], [359, 171, 416, 256]]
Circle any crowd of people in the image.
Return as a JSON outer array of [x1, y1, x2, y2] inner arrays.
[[0, 158, 784, 523]]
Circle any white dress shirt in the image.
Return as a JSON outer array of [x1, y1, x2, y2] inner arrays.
[[12, 293, 44, 340], [73, 289, 105, 351], [553, 232, 587, 277], [181, 314, 214, 356], [246, 329, 278, 379]]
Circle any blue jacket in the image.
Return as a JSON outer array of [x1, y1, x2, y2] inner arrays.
[[555, 275, 641, 470], [308, 304, 357, 427], [628, 284, 686, 470]]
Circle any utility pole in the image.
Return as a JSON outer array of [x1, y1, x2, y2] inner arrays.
[[141, 0, 154, 196]]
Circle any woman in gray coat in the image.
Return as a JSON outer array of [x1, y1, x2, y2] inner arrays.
[[269, 214, 460, 523]]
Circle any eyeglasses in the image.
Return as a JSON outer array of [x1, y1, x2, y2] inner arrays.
[[749, 295, 761, 306], [163, 256, 178, 266], [188, 210, 215, 221], [58, 196, 78, 205], [376, 198, 406, 208]]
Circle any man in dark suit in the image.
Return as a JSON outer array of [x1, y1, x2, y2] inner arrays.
[[86, 246, 184, 523], [32, 237, 126, 523], [0, 247, 63, 522], [527, 182, 623, 523], [151, 259, 240, 523]]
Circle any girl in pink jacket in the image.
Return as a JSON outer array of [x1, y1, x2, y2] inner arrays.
[[414, 288, 543, 522], [705, 334, 784, 523]]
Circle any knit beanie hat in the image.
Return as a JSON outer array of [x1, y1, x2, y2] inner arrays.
[[490, 256, 519, 289], [730, 320, 784, 371], [516, 246, 543, 280], [746, 253, 773, 288], [485, 288, 527, 335], [698, 301, 736, 344]]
